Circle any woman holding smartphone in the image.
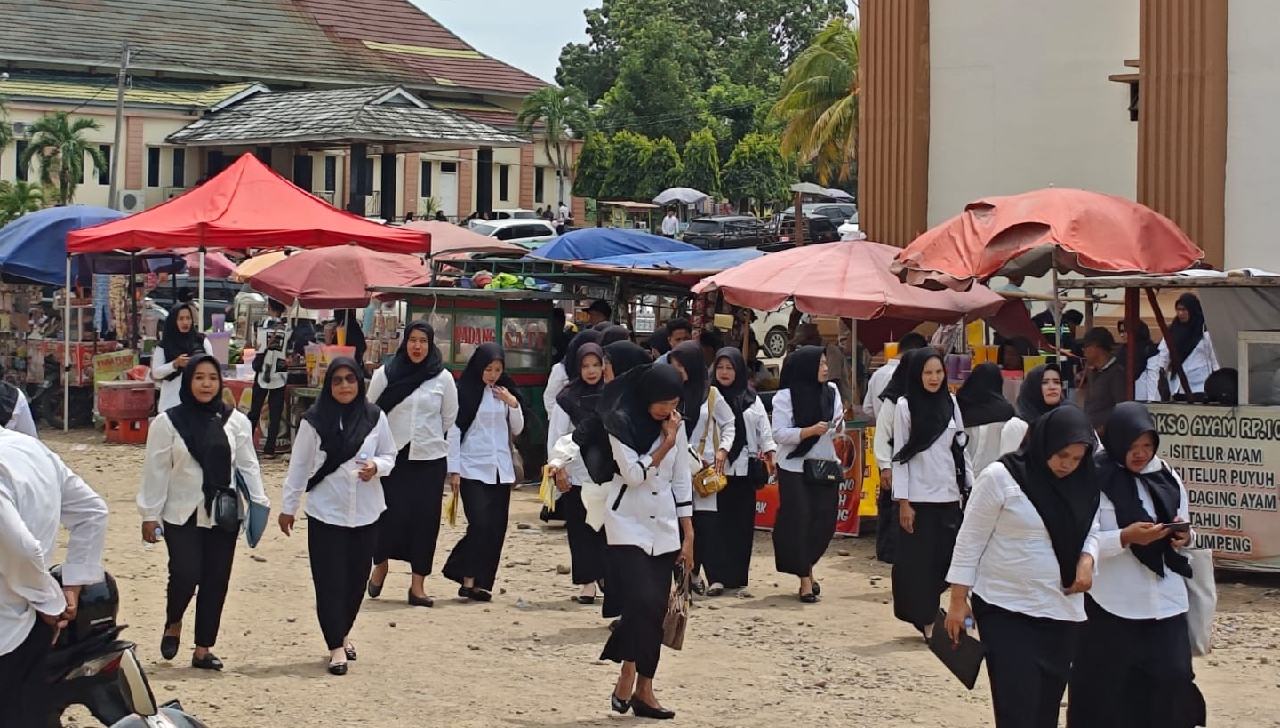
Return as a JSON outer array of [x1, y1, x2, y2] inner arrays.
[[151, 303, 215, 413], [443, 343, 524, 603]]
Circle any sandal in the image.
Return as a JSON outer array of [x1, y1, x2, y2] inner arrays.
[[344, 643, 357, 661]]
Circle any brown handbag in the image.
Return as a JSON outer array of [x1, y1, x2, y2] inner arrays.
[[662, 569, 692, 650]]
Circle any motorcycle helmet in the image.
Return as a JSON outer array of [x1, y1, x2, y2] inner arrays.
[[49, 565, 119, 644]]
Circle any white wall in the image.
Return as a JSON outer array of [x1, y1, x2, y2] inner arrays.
[[927, 0, 1139, 225], [1224, 0, 1280, 272]]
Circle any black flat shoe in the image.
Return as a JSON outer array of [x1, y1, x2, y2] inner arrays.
[[457, 586, 474, 600], [367, 578, 384, 599], [471, 588, 493, 603], [799, 591, 818, 604], [576, 594, 597, 605], [191, 653, 223, 671], [408, 590, 435, 608], [344, 644, 357, 661], [608, 619, 621, 632], [706, 583, 725, 597], [611, 693, 631, 714], [631, 699, 675, 720], [812, 580, 822, 597], [160, 635, 179, 661], [327, 660, 348, 676]]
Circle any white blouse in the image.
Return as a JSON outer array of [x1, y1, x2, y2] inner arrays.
[[281, 414, 397, 528], [1157, 333, 1219, 395], [446, 389, 525, 483], [605, 430, 694, 556], [1091, 457, 1191, 621], [542, 362, 568, 415], [947, 462, 1101, 622], [546, 403, 591, 489], [964, 421, 1007, 475], [999, 417, 1030, 457], [138, 410, 269, 528], [366, 367, 458, 461], [724, 398, 777, 476], [872, 398, 896, 470], [688, 394, 736, 512], [4, 388, 37, 438], [771, 384, 844, 473], [151, 340, 216, 413], [890, 396, 971, 503]]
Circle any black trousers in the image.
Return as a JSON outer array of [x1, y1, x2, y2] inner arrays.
[[373, 452, 446, 576], [891, 501, 961, 629], [713, 475, 757, 588], [247, 383, 285, 454], [772, 468, 838, 577], [442, 479, 511, 591], [164, 514, 237, 648], [874, 486, 898, 563], [557, 485, 606, 585], [1068, 596, 1206, 728], [600, 545, 677, 679], [974, 594, 1080, 728], [308, 516, 377, 651], [691, 510, 719, 583], [0, 618, 52, 727]]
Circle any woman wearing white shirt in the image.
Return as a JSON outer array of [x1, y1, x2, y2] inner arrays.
[[279, 358, 397, 676], [890, 349, 972, 634], [872, 356, 914, 564], [599, 362, 693, 721], [771, 345, 844, 603], [1127, 321, 1163, 402], [546, 340, 607, 604], [944, 406, 1101, 728], [708, 347, 775, 594], [443, 343, 525, 602], [0, 380, 37, 438], [999, 364, 1064, 456], [366, 322, 458, 608], [139, 354, 268, 671], [1067, 403, 1206, 728], [150, 303, 215, 413], [956, 363, 1015, 473], [543, 329, 600, 417], [1157, 293, 1219, 396]]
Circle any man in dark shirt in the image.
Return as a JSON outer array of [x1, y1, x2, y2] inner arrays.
[[1077, 327, 1128, 433]]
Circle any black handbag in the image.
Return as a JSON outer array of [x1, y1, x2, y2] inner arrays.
[[747, 457, 770, 489], [802, 459, 844, 486], [211, 487, 242, 534]]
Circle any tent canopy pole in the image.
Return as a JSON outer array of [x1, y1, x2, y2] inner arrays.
[[63, 256, 71, 432]]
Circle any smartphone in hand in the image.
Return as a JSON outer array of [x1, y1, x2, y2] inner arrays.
[[1160, 522, 1192, 533]]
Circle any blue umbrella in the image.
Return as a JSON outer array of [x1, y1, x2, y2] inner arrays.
[[585, 248, 763, 272], [530, 227, 696, 262], [0, 206, 126, 285]]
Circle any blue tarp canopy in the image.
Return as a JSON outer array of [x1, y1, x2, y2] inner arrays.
[[530, 227, 696, 262], [0, 206, 185, 285], [586, 248, 763, 272]]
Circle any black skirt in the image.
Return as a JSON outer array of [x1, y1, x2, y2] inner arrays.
[[442, 479, 511, 591], [373, 450, 446, 576], [973, 594, 1080, 728], [556, 485, 607, 585], [891, 501, 961, 629], [772, 467, 839, 577]]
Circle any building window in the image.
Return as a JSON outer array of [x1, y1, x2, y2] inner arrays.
[[292, 155, 313, 191], [534, 166, 545, 204], [97, 145, 111, 186], [146, 148, 161, 188], [363, 158, 375, 192], [498, 164, 510, 202], [441, 161, 457, 174], [14, 141, 28, 182], [255, 147, 272, 165], [420, 161, 432, 197], [323, 156, 337, 191], [171, 148, 185, 187]]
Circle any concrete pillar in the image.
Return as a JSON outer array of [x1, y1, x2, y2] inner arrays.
[[457, 149, 475, 219], [403, 153, 420, 217], [519, 145, 535, 210]]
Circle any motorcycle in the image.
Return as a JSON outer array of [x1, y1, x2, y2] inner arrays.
[[35, 567, 207, 728]]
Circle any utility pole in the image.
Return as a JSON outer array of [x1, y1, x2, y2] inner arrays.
[[106, 42, 130, 211]]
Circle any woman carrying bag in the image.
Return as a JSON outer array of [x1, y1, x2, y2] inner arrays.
[[279, 358, 397, 676], [599, 362, 694, 721], [138, 354, 268, 671], [771, 345, 844, 603], [944, 406, 1101, 728], [151, 303, 215, 413], [366, 321, 458, 607], [443, 343, 524, 603], [1067, 402, 1206, 728]]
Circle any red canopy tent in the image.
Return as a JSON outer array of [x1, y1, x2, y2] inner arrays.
[[248, 245, 431, 308], [402, 220, 524, 259]]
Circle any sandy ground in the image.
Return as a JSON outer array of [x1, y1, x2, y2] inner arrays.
[[43, 430, 1280, 727]]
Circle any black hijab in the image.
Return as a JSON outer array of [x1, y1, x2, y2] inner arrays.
[[592, 320, 613, 332], [669, 341, 708, 437], [165, 354, 232, 514], [600, 362, 683, 454], [893, 350, 955, 464], [1098, 402, 1192, 578], [956, 362, 1014, 427], [375, 321, 445, 413], [601, 324, 631, 345], [336, 310, 367, 364], [556, 342, 604, 426], [603, 341, 651, 379], [159, 303, 206, 381], [0, 380, 20, 426], [878, 352, 914, 404], [999, 405, 1100, 588], [562, 329, 603, 378], [713, 347, 755, 463], [302, 357, 381, 491], [1167, 292, 1207, 363], [647, 325, 671, 356], [1016, 364, 1063, 422], [780, 345, 834, 460], [574, 341, 652, 484], [455, 343, 519, 441]]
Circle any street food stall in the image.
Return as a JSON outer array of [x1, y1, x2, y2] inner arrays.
[[598, 201, 661, 232]]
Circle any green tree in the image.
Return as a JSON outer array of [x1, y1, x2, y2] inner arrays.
[[722, 133, 788, 216], [682, 128, 721, 197], [573, 131, 611, 200], [770, 19, 859, 186], [0, 180, 44, 224], [640, 137, 683, 201], [516, 86, 591, 207], [601, 130, 653, 201], [595, 15, 707, 146], [0, 96, 12, 175], [19, 112, 106, 205]]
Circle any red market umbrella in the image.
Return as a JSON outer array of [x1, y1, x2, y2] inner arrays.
[[892, 188, 1204, 290], [182, 250, 235, 278], [66, 153, 430, 254], [403, 220, 525, 258], [693, 240, 1005, 323], [248, 244, 430, 308]]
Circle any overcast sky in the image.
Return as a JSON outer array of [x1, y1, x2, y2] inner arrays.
[[416, 1, 858, 85]]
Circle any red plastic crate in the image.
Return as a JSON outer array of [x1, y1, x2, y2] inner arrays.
[[98, 382, 156, 420], [104, 417, 149, 445]]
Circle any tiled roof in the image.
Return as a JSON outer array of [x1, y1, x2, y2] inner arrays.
[[0, 0, 547, 98], [167, 86, 527, 148], [0, 72, 257, 109]]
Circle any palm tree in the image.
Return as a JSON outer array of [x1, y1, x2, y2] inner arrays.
[[0, 180, 45, 224], [19, 112, 107, 205], [770, 18, 859, 186], [516, 86, 591, 208]]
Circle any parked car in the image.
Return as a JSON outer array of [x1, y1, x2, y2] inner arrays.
[[750, 305, 796, 359], [780, 202, 858, 226], [467, 209, 538, 230], [680, 215, 776, 249], [470, 218, 558, 249], [762, 215, 841, 250], [149, 276, 245, 328]]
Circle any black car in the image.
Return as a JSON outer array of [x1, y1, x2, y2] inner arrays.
[[781, 203, 858, 226], [149, 276, 245, 328], [680, 215, 776, 249], [761, 215, 841, 251]]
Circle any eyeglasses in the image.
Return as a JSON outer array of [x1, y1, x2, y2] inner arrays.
[[331, 374, 359, 385]]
